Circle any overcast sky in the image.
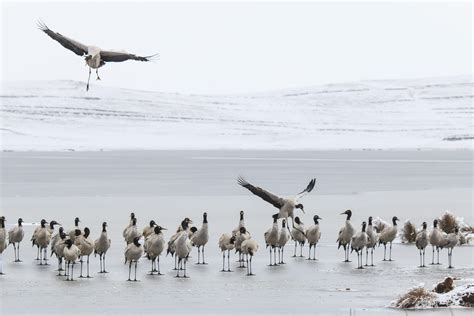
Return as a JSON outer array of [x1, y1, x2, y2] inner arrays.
[[1, 1, 472, 94]]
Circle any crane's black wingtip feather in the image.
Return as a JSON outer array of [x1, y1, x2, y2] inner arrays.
[[237, 175, 248, 187], [36, 19, 48, 31]]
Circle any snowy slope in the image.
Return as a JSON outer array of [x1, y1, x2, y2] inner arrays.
[[1, 76, 473, 151]]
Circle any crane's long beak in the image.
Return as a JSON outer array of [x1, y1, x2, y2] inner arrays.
[[340, 212, 346, 215], [162, 228, 167, 230]]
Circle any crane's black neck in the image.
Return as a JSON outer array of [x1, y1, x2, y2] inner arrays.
[[181, 220, 189, 230], [203, 213, 208, 224]]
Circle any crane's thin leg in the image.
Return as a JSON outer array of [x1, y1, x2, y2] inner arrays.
[[419, 250, 422, 268], [370, 248, 374, 266], [134, 261, 138, 281], [56, 258, 61, 275], [79, 257, 84, 278], [71, 262, 74, 281], [293, 241, 297, 257], [422, 248, 426, 267], [183, 259, 188, 278], [197, 246, 201, 264], [103, 254, 108, 273], [40, 248, 44, 265], [246, 255, 250, 276], [383, 244, 387, 261], [389, 242, 393, 261], [202, 247, 207, 264], [86, 68, 92, 91], [99, 254, 103, 273], [60, 258, 64, 275], [17, 243, 22, 262], [430, 246, 435, 265], [250, 255, 254, 275], [437, 248, 441, 265], [96, 69, 101, 80], [86, 255, 92, 278], [221, 252, 225, 272], [0, 253, 4, 275], [227, 250, 232, 272], [127, 261, 132, 281], [281, 247, 285, 264]]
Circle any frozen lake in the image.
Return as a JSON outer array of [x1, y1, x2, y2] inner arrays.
[[0, 150, 473, 315]]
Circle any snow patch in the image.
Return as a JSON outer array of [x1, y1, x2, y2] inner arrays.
[[1, 76, 473, 151]]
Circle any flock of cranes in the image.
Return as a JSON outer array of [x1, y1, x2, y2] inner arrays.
[[0, 178, 470, 279]]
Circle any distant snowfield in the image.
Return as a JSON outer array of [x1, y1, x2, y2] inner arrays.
[[1, 76, 473, 151]]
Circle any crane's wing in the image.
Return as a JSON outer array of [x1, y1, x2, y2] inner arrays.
[[237, 176, 284, 209], [100, 50, 158, 62], [295, 178, 316, 199], [37, 21, 88, 56]]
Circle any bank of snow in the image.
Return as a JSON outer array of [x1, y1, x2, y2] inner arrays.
[[1, 76, 473, 151]]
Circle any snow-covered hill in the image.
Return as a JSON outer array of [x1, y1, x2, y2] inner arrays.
[[1, 77, 473, 151]]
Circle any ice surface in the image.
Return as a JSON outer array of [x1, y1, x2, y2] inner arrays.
[[0, 150, 473, 315], [1, 76, 473, 151]]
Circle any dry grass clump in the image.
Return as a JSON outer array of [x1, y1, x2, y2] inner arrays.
[[393, 287, 437, 309], [438, 212, 457, 234], [394, 277, 474, 309], [401, 220, 417, 243], [461, 225, 474, 234], [434, 277, 454, 294], [461, 292, 474, 307]]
